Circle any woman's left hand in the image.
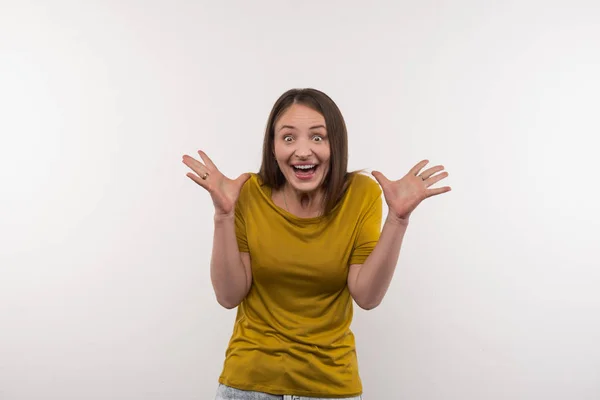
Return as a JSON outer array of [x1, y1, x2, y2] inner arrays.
[[372, 159, 451, 222]]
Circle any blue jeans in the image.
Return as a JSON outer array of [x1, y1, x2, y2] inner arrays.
[[215, 384, 363, 400]]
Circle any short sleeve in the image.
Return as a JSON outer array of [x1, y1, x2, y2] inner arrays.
[[234, 178, 250, 253], [234, 203, 248, 253], [349, 188, 382, 265]]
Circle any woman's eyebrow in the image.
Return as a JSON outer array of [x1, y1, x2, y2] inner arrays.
[[278, 124, 326, 131]]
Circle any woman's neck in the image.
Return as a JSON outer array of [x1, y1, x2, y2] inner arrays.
[[281, 184, 325, 218]]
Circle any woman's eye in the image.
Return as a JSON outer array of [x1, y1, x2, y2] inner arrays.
[[283, 136, 293, 142], [313, 135, 323, 142]]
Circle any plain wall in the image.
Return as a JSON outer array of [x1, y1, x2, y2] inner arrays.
[[1, 1, 599, 399]]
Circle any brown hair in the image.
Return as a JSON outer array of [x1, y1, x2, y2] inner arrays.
[[258, 88, 357, 216]]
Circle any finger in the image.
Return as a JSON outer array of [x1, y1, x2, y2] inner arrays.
[[186, 172, 209, 188], [425, 171, 449, 186], [421, 165, 445, 180], [409, 159, 429, 176], [235, 172, 252, 185], [182, 155, 209, 176], [426, 186, 452, 198], [371, 170, 391, 186], [198, 150, 218, 171]]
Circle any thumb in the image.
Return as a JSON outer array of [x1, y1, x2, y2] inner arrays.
[[235, 172, 251, 186], [371, 170, 390, 186]]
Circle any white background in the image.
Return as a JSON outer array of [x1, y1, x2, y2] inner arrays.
[[1, 1, 599, 399]]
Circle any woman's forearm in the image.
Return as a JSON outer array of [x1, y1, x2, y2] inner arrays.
[[352, 215, 409, 309], [210, 214, 250, 308]]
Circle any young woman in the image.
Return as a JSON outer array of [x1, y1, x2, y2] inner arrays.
[[182, 88, 451, 399]]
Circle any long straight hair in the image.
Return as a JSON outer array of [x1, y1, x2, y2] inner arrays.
[[258, 88, 356, 216]]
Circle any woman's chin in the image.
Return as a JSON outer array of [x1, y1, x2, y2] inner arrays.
[[287, 175, 325, 193]]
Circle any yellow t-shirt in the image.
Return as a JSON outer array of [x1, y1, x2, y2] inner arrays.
[[218, 172, 382, 397]]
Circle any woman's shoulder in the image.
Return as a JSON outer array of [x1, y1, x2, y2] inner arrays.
[[244, 172, 261, 186], [347, 171, 382, 197], [238, 173, 272, 204], [336, 171, 382, 214], [234, 172, 256, 203]]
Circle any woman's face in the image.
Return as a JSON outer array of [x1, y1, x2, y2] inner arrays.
[[273, 103, 331, 193]]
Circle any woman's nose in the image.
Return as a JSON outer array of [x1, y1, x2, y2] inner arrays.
[[294, 147, 312, 158], [294, 142, 313, 158]]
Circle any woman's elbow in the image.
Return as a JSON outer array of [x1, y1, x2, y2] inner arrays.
[[354, 296, 382, 310], [215, 294, 242, 309]]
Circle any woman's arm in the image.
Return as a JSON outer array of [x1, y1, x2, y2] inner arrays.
[[348, 160, 451, 310], [210, 214, 252, 309], [347, 215, 408, 310], [181, 150, 253, 309]]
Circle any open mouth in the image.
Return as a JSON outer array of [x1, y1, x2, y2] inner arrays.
[[292, 164, 318, 180]]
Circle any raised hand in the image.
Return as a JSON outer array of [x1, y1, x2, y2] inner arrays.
[[371, 159, 451, 222], [182, 150, 251, 217]]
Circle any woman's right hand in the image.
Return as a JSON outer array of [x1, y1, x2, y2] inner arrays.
[[182, 150, 251, 218]]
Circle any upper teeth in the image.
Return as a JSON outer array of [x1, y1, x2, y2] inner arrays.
[[295, 165, 315, 169]]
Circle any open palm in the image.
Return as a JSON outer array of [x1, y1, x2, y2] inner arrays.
[[372, 159, 451, 221], [182, 150, 250, 217]]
